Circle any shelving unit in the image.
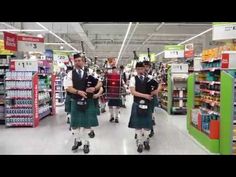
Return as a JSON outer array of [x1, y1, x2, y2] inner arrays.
[[0, 55, 10, 124], [55, 74, 65, 106], [4, 71, 39, 127]]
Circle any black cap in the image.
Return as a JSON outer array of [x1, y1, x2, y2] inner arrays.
[[73, 53, 82, 59], [135, 62, 144, 68]]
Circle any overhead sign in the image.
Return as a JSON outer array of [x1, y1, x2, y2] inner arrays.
[[10, 59, 38, 72], [213, 22, 236, 41], [221, 51, 236, 69], [171, 64, 189, 73], [164, 45, 184, 58], [4, 32, 17, 51], [17, 35, 45, 52], [0, 40, 14, 55], [184, 43, 194, 58]]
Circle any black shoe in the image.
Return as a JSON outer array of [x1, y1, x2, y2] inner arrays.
[[69, 127, 71, 131], [83, 145, 90, 154], [67, 117, 70, 124], [88, 130, 95, 138], [137, 144, 143, 153], [72, 140, 82, 151], [144, 141, 150, 151], [149, 129, 154, 138], [134, 134, 137, 139], [115, 118, 119, 123], [152, 119, 156, 126], [109, 117, 114, 122]]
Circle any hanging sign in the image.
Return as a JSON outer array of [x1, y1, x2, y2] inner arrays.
[[213, 22, 236, 41], [164, 45, 184, 58], [17, 35, 45, 52], [170, 64, 189, 73], [184, 43, 194, 58], [3, 32, 17, 51], [221, 51, 236, 69], [10, 59, 38, 72]]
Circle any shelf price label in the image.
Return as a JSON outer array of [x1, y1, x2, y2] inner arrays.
[[10, 59, 38, 72]]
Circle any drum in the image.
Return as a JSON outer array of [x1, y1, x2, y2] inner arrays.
[[104, 72, 123, 99]]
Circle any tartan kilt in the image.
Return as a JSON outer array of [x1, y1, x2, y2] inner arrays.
[[108, 99, 122, 107], [128, 102, 152, 130], [70, 98, 99, 129], [65, 94, 72, 113], [94, 99, 100, 116], [150, 95, 158, 113]]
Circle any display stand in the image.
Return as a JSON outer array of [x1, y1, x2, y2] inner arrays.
[[55, 74, 65, 106]]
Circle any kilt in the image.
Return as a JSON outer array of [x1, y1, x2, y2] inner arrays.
[[150, 95, 158, 113], [70, 98, 99, 129], [94, 99, 100, 116], [108, 99, 122, 107], [128, 102, 152, 130], [65, 94, 72, 113]]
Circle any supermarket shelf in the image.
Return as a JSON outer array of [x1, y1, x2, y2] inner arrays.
[[6, 105, 33, 108], [5, 114, 33, 118], [201, 58, 221, 63], [173, 88, 186, 91], [39, 89, 52, 92], [39, 109, 51, 120], [200, 98, 220, 106], [201, 67, 221, 72], [55, 90, 65, 93], [199, 89, 220, 95], [5, 97, 32, 99], [199, 81, 221, 85], [6, 88, 32, 90], [38, 98, 51, 105], [5, 79, 32, 81], [0, 64, 9, 67], [199, 107, 220, 116], [173, 97, 187, 101], [5, 123, 33, 127]]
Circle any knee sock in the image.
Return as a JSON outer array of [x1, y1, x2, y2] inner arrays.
[[143, 129, 150, 142], [109, 107, 114, 117], [71, 128, 81, 142], [83, 128, 90, 146], [114, 107, 119, 118], [136, 129, 143, 145]]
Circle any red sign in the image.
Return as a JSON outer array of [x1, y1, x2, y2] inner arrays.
[[184, 43, 194, 58], [17, 35, 44, 43], [221, 53, 229, 69], [4, 32, 17, 51], [33, 74, 39, 127], [17, 35, 45, 52]]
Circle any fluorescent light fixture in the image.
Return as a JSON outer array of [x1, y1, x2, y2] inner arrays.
[[36, 22, 79, 52], [45, 43, 65, 45], [155, 27, 213, 57], [117, 22, 132, 63], [0, 29, 47, 32], [120, 22, 139, 60]]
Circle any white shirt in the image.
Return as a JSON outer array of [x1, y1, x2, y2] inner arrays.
[[129, 75, 145, 88], [63, 67, 85, 89]]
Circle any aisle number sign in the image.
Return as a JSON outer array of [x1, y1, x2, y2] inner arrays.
[[3, 32, 17, 51], [10, 59, 38, 72], [213, 22, 236, 41], [164, 45, 184, 58], [17, 35, 45, 53]]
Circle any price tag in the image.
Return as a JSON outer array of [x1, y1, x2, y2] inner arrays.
[[10, 60, 38, 72]]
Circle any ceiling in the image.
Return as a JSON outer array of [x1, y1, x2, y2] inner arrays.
[[0, 22, 213, 66]]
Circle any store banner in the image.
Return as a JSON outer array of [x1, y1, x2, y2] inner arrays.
[[10, 59, 38, 72], [164, 45, 184, 58], [3, 32, 17, 51], [221, 51, 236, 69], [213, 22, 236, 41], [170, 63, 189, 73], [0, 40, 14, 55], [17, 35, 45, 52], [184, 43, 194, 58]]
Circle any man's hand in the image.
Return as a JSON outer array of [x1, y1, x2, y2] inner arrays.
[[143, 94, 153, 101], [86, 87, 95, 93], [93, 94, 100, 99], [78, 90, 87, 98]]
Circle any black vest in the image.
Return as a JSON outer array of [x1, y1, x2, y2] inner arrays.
[[134, 75, 149, 103], [71, 69, 88, 100]]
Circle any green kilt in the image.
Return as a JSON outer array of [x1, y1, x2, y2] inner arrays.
[[128, 102, 152, 130], [94, 99, 100, 116], [65, 94, 72, 113], [150, 95, 158, 113], [70, 98, 99, 129]]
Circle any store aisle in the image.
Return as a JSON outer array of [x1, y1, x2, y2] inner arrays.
[[0, 96, 209, 154]]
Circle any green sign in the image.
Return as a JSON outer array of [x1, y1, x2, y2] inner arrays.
[[164, 45, 184, 51]]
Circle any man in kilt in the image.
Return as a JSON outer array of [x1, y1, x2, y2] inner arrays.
[[64, 53, 102, 153], [128, 62, 154, 153]]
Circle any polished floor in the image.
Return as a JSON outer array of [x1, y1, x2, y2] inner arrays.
[[0, 96, 209, 155]]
